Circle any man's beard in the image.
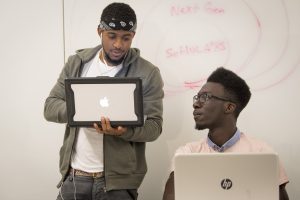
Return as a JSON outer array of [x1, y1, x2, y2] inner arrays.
[[103, 49, 126, 66]]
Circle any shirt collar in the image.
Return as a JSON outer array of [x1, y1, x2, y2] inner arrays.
[[207, 129, 241, 152]]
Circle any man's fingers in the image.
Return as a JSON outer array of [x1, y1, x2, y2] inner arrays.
[[93, 123, 103, 133]]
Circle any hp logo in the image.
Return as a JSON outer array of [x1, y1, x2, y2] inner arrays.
[[221, 178, 233, 190]]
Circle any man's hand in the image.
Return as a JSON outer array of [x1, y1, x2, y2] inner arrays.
[[93, 117, 127, 136]]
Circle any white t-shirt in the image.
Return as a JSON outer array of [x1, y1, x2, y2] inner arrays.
[[71, 49, 122, 172]]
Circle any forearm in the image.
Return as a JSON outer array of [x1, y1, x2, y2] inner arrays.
[[279, 184, 289, 200], [44, 96, 67, 123], [44, 68, 68, 123], [163, 172, 175, 200], [120, 117, 162, 142]]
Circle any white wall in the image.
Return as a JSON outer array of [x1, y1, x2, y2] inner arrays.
[[0, 0, 64, 199], [0, 0, 299, 199]]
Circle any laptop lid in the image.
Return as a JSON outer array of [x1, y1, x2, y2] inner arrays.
[[174, 153, 279, 200], [65, 77, 144, 127]]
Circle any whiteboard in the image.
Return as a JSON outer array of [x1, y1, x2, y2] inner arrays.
[[64, 0, 300, 199]]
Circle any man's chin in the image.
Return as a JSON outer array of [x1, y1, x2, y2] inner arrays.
[[195, 124, 205, 130], [106, 56, 124, 65], [110, 59, 123, 65], [104, 51, 125, 65]]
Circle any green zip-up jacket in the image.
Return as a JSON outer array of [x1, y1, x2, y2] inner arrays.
[[44, 45, 164, 191]]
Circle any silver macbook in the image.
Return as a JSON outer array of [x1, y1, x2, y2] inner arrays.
[[174, 153, 279, 200], [65, 77, 144, 127]]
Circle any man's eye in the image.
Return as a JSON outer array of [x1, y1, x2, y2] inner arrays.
[[123, 37, 131, 41]]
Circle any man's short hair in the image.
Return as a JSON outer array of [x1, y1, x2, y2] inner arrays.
[[99, 2, 137, 32], [207, 67, 251, 117]]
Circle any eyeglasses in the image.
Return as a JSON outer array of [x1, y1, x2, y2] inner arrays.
[[193, 93, 233, 104]]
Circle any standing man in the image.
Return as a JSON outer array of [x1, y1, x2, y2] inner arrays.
[[162, 67, 289, 200], [44, 3, 164, 200]]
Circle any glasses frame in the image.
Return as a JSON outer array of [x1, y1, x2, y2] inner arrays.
[[193, 93, 234, 104]]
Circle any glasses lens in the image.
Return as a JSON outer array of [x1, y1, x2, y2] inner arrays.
[[194, 93, 208, 103], [193, 95, 198, 103], [199, 93, 208, 103]]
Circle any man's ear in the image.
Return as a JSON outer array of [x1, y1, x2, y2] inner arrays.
[[97, 28, 103, 37], [224, 102, 236, 114]]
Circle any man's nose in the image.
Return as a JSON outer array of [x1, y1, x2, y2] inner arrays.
[[113, 38, 122, 49], [193, 101, 199, 109], [193, 100, 203, 109]]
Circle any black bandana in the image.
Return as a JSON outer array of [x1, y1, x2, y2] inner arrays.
[[99, 19, 136, 32], [99, 3, 137, 32]]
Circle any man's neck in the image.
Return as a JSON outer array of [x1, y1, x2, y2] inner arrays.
[[208, 126, 237, 147]]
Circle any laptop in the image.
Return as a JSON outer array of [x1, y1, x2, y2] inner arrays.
[[65, 77, 144, 127], [174, 153, 279, 200]]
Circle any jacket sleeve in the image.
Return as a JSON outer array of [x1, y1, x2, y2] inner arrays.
[[119, 67, 164, 142], [44, 58, 74, 123]]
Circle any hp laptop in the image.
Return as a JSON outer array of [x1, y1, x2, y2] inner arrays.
[[174, 153, 279, 200], [65, 77, 144, 127]]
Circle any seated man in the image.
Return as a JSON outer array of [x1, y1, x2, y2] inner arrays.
[[162, 67, 289, 200]]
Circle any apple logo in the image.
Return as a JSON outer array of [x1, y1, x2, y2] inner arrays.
[[99, 96, 109, 107]]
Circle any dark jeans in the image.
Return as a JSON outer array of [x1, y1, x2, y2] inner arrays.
[[57, 175, 138, 200]]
